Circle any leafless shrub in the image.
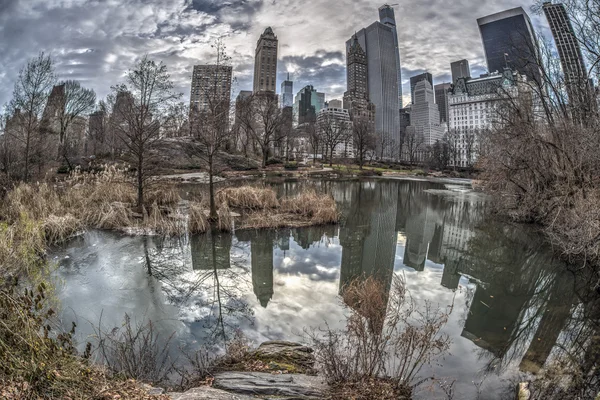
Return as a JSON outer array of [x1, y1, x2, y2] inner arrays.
[[307, 275, 452, 398], [95, 313, 175, 385]]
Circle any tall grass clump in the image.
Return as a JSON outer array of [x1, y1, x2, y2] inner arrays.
[[188, 202, 209, 234], [217, 186, 279, 210], [306, 275, 451, 400], [281, 190, 339, 225]]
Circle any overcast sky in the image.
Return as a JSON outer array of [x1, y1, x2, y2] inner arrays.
[[0, 0, 552, 109]]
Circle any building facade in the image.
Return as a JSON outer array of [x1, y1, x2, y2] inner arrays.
[[317, 106, 353, 158], [477, 7, 541, 83], [253, 27, 278, 93], [543, 2, 592, 114], [409, 72, 433, 105], [451, 59, 471, 83], [448, 68, 524, 167], [190, 65, 233, 113], [280, 72, 293, 108], [347, 18, 400, 159]]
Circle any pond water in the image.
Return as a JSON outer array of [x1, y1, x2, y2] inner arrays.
[[51, 178, 597, 399]]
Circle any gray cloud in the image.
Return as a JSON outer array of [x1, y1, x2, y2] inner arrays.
[[0, 0, 550, 109]]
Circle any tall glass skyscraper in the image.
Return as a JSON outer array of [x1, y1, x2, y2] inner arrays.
[[347, 18, 400, 159], [378, 5, 403, 107], [477, 7, 541, 83]]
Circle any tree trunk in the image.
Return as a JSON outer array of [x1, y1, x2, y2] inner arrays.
[[137, 152, 144, 211], [208, 154, 218, 221], [262, 148, 268, 169], [23, 131, 30, 182]]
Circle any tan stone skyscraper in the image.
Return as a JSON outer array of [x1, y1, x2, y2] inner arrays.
[[253, 27, 278, 93]]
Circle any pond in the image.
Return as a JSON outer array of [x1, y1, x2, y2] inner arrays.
[[51, 178, 597, 399]]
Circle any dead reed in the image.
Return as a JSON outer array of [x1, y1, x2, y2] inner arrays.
[[216, 186, 279, 210]]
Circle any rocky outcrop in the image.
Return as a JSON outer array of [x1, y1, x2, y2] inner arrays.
[[212, 371, 327, 398], [252, 340, 315, 371]]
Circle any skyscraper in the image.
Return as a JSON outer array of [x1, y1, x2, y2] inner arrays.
[[451, 59, 471, 83], [409, 72, 433, 105], [190, 65, 233, 113], [379, 4, 403, 106], [407, 80, 443, 148], [280, 72, 293, 108], [253, 27, 278, 93], [477, 7, 541, 83], [347, 14, 400, 159], [434, 82, 451, 124], [343, 35, 375, 124], [543, 2, 591, 111]]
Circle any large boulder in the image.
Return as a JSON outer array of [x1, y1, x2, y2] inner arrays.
[[252, 340, 315, 371], [212, 371, 326, 398]]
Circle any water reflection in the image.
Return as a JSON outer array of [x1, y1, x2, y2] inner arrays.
[[53, 178, 599, 399]]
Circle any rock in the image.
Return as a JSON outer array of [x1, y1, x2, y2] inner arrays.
[[167, 387, 255, 400], [516, 382, 530, 400], [213, 371, 326, 398], [141, 383, 165, 395], [252, 341, 315, 370]]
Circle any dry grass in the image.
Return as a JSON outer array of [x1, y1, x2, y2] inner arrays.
[[188, 203, 209, 234], [216, 186, 279, 210], [281, 190, 339, 225], [42, 214, 83, 245]]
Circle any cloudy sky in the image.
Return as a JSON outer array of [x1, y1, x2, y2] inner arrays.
[[0, 0, 552, 109]]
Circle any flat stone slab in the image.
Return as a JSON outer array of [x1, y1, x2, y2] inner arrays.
[[167, 386, 255, 400], [213, 372, 326, 398]]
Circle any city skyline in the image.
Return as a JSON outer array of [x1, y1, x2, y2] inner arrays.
[[0, 0, 556, 110]]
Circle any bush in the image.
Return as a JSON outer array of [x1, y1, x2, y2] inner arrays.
[[306, 275, 451, 398], [284, 162, 298, 170], [265, 158, 282, 166]]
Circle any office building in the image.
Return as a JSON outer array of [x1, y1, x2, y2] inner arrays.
[[410, 72, 433, 105], [190, 65, 233, 113], [379, 4, 403, 106], [347, 14, 400, 159], [448, 68, 525, 167], [407, 80, 443, 146], [281, 73, 293, 108], [294, 85, 325, 125], [451, 59, 471, 83], [317, 106, 353, 158], [253, 27, 278, 93], [477, 7, 541, 83], [435, 83, 452, 125], [543, 2, 592, 114]]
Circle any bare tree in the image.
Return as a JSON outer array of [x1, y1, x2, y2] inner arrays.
[[185, 39, 233, 221], [444, 129, 460, 170], [6, 52, 56, 181], [110, 56, 182, 209], [319, 113, 351, 166], [164, 102, 190, 138], [236, 92, 285, 168], [376, 131, 397, 161], [42, 80, 96, 163], [303, 117, 321, 163], [352, 116, 376, 170], [403, 128, 425, 165]]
